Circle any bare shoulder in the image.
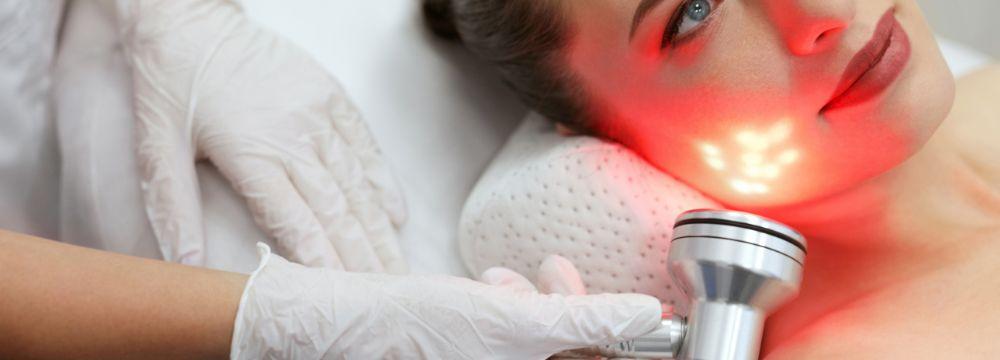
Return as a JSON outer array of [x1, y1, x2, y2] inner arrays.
[[768, 252, 1000, 359], [763, 292, 1000, 359], [956, 63, 1000, 83], [944, 64, 1000, 179], [766, 332, 984, 360], [953, 63, 1000, 116]]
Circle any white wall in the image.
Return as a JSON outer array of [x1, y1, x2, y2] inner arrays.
[[917, 0, 999, 57]]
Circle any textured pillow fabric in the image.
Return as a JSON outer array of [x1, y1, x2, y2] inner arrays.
[[459, 113, 721, 311]]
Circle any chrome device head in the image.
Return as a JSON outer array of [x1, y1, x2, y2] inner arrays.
[[669, 209, 806, 360], [593, 209, 806, 360]]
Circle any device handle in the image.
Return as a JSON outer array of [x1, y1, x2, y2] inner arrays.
[[558, 308, 685, 359]]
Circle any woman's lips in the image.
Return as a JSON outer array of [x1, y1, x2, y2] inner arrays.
[[823, 10, 911, 113]]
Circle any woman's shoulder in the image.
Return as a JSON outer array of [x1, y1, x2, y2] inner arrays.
[[954, 63, 1000, 115], [946, 63, 1000, 181], [947, 64, 999, 136], [763, 260, 1000, 360], [957, 62, 1000, 88]]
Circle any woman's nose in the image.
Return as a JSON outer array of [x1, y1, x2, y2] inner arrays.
[[762, 0, 855, 56]]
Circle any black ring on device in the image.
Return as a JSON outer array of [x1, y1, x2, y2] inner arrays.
[[672, 218, 807, 254]]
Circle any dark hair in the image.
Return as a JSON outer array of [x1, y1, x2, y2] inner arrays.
[[422, 0, 595, 134]]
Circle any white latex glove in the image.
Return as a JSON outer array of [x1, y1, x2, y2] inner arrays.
[[114, 0, 406, 271], [231, 244, 662, 360], [484, 255, 626, 360]]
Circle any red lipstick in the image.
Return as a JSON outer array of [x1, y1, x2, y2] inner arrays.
[[823, 9, 911, 113]]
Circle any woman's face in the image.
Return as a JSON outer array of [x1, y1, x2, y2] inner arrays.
[[563, 0, 954, 208]]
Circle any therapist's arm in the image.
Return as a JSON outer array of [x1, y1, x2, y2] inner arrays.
[[0, 229, 248, 360]]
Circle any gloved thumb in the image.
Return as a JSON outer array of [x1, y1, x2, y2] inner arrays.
[[130, 86, 206, 265], [117, 0, 207, 266], [537, 254, 587, 296], [134, 121, 206, 266], [540, 292, 662, 351], [480, 267, 538, 293]]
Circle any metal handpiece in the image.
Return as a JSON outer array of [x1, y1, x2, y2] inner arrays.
[[555, 313, 684, 359], [599, 313, 686, 358], [592, 210, 807, 360]]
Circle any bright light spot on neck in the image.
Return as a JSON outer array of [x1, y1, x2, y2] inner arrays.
[[735, 131, 769, 152], [744, 164, 781, 179], [735, 120, 794, 152], [761, 165, 780, 179], [706, 157, 727, 171], [700, 143, 721, 157], [742, 153, 765, 165], [767, 120, 793, 143], [778, 149, 801, 165], [731, 179, 770, 194], [700, 142, 727, 171]]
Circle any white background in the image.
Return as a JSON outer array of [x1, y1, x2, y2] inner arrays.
[[918, 0, 1000, 57]]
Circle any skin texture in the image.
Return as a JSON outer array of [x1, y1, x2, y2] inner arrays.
[[555, 0, 1000, 357], [0, 230, 247, 359]]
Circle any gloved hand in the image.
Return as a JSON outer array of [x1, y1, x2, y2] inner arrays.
[[483, 255, 637, 360], [231, 244, 663, 360], [114, 0, 406, 271]]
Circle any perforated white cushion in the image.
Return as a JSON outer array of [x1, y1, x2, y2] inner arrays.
[[459, 113, 720, 311]]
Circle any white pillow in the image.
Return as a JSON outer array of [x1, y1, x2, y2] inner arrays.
[[459, 113, 720, 311]]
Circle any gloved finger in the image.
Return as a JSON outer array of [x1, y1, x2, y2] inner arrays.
[[323, 83, 407, 227], [213, 153, 345, 269], [538, 293, 662, 350], [480, 267, 538, 293], [286, 156, 386, 273], [317, 132, 407, 274], [537, 255, 588, 296], [133, 94, 205, 266]]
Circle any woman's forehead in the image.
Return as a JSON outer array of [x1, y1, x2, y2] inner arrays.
[[562, 0, 638, 35], [562, 1, 640, 76]]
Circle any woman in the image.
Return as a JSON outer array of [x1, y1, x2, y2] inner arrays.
[[0, 1, 663, 359], [426, 0, 999, 357]]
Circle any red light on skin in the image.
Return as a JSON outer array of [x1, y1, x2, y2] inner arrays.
[[698, 118, 803, 196]]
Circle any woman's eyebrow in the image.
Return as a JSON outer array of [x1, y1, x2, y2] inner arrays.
[[630, 0, 668, 41]]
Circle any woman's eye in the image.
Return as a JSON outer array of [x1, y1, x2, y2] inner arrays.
[[663, 0, 717, 47]]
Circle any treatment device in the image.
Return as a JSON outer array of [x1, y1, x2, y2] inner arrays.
[[580, 209, 807, 360]]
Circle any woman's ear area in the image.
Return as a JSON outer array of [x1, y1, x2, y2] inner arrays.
[[556, 122, 578, 136]]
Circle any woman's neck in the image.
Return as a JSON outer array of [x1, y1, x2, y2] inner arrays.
[[743, 117, 1000, 353]]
